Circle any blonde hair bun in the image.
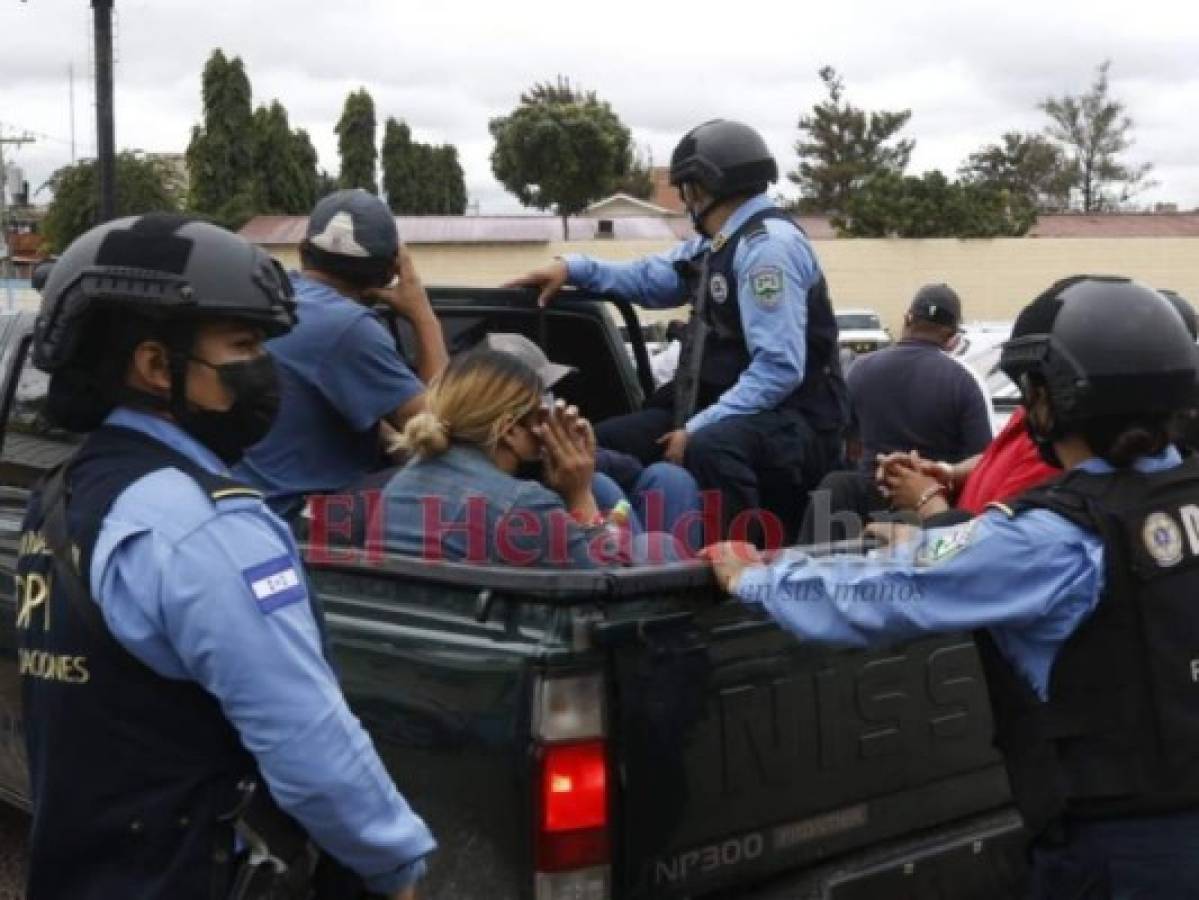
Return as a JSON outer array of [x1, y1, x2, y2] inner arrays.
[[401, 411, 451, 458]]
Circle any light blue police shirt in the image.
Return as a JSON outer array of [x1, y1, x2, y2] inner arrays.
[[734, 448, 1184, 701], [89, 407, 435, 892], [564, 195, 819, 434]]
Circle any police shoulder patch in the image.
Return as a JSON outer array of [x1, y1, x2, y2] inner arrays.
[[914, 520, 978, 568], [749, 266, 784, 310], [242, 555, 306, 614]]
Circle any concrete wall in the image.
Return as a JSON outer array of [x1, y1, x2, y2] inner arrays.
[[266, 237, 1199, 332]]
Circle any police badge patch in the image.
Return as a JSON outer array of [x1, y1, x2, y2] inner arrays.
[[750, 267, 783, 310], [1142, 511, 1184, 568], [709, 274, 729, 304], [914, 520, 978, 568]]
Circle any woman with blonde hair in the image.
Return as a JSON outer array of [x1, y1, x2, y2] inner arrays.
[[382, 348, 625, 567]]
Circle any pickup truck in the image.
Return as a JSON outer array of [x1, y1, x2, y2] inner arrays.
[[0, 289, 1027, 899]]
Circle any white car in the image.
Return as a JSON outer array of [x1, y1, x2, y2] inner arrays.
[[835, 308, 892, 355], [950, 321, 1017, 432]]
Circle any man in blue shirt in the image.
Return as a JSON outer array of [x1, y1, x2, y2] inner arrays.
[[19, 215, 433, 899], [507, 121, 847, 545], [237, 189, 448, 516], [705, 276, 1199, 898]]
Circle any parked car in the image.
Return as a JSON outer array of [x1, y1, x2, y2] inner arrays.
[[835, 309, 892, 355], [950, 322, 1017, 431]]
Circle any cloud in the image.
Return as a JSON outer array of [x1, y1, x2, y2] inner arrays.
[[2, 0, 1196, 212]]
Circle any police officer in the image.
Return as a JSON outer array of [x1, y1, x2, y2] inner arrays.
[[506, 119, 847, 543], [706, 275, 1199, 897], [1160, 288, 1199, 455], [17, 214, 434, 899]]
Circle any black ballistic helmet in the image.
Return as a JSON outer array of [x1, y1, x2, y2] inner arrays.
[[35, 213, 295, 374], [30, 260, 55, 293], [1159, 289, 1198, 342], [669, 120, 778, 200], [1000, 276, 1198, 428]]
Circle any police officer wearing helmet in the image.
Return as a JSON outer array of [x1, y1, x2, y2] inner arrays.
[[18, 214, 434, 899], [706, 276, 1199, 897], [507, 120, 846, 542], [1160, 288, 1199, 456]]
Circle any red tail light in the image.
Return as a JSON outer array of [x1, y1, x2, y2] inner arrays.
[[536, 739, 610, 872]]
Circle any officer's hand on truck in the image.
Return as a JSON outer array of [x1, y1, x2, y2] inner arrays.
[[503, 260, 570, 307]]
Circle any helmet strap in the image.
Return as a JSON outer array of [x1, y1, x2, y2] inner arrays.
[[681, 188, 721, 238]]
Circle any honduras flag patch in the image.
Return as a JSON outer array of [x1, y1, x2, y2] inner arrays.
[[242, 556, 306, 614]]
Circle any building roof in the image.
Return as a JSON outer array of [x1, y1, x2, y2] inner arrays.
[[1028, 213, 1199, 238], [586, 193, 675, 216]]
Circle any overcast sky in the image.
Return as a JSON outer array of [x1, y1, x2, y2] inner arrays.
[[2, 0, 1198, 213]]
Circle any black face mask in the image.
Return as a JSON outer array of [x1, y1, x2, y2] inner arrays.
[[513, 458, 546, 482], [179, 355, 281, 465]]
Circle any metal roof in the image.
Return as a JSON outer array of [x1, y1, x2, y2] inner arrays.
[[1029, 213, 1199, 238]]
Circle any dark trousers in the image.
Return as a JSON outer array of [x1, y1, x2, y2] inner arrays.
[[1028, 810, 1199, 899], [596, 405, 841, 545], [797, 469, 890, 545]]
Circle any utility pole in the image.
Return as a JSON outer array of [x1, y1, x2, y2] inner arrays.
[[69, 62, 77, 164], [92, 0, 116, 221], [0, 128, 36, 310]]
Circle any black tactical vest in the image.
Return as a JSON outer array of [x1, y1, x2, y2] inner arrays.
[[675, 208, 848, 431], [16, 426, 268, 900], [977, 459, 1199, 835]]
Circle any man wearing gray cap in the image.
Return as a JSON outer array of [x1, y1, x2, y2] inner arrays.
[[799, 283, 993, 543], [237, 189, 447, 515]]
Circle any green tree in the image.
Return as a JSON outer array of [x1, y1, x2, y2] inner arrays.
[[613, 147, 655, 200], [250, 101, 318, 213], [185, 49, 256, 227], [42, 153, 179, 252], [291, 128, 321, 210], [433, 145, 467, 214], [381, 118, 417, 211], [959, 131, 1073, 213], [336, 88, 378, 194], [789, 66, 914, 218], [490, 77, 632, 237], [314, 169, 339, 200], [1040, 61, 1154, 212], [381, 118, 468, 214], [843, 170, 1035, 238]]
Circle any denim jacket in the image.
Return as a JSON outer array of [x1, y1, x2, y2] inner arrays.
[[381, 444, 617, 568]]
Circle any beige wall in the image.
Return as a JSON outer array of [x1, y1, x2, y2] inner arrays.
[[266, 237, 1199, 332]]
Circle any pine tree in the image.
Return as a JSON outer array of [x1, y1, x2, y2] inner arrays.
[[336, 88, 379, 194], [185, 50, 257, 227], [788, 66, 913, 220]]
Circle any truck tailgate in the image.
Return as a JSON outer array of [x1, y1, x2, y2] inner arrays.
[[603, 599, 1011, 898]]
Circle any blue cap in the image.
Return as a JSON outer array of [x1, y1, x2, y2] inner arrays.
[[305, 189, 399, 260]]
